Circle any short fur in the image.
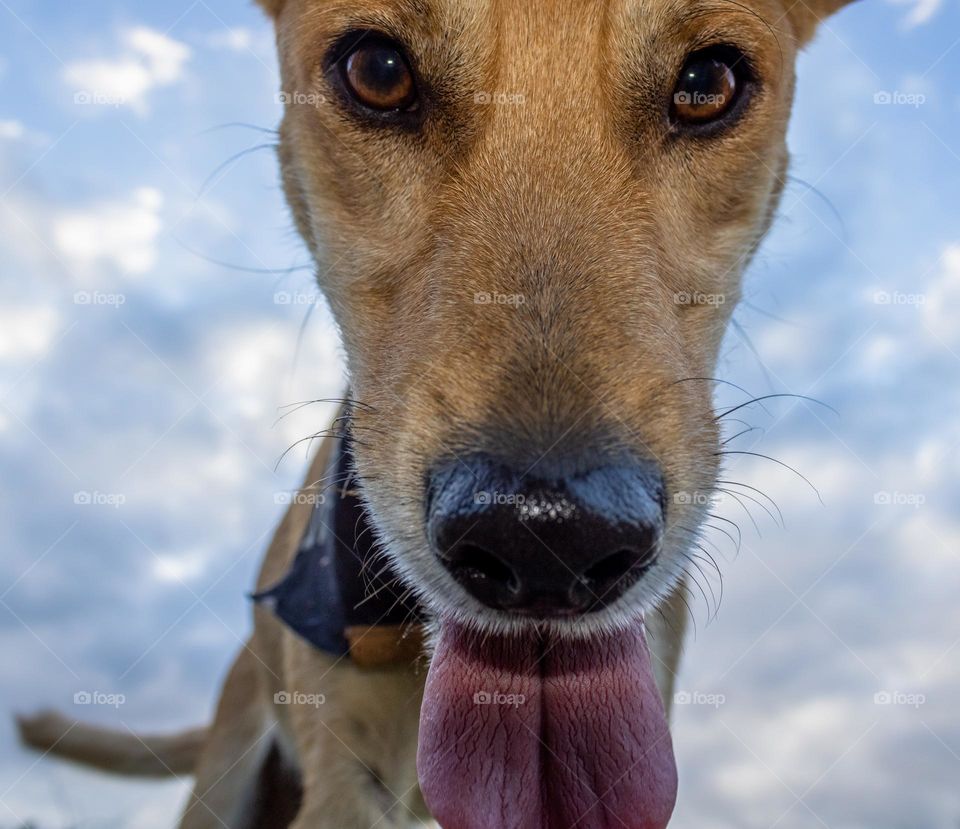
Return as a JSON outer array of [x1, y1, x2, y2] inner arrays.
[[18, 0, 858, 825]]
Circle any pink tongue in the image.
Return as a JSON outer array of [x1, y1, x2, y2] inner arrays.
[[417, 620, 677, 829]]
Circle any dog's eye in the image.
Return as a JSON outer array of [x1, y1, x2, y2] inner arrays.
[[340, 39, 417, 112], [671, 46, 748, 128]]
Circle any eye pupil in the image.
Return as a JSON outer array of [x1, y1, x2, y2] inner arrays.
[[672, 51, 740, 126], [343, 41, 416, 112]]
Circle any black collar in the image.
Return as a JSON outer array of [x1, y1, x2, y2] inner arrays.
[[252, 436, 423, 658]]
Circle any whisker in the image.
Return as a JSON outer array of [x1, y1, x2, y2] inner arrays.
[[276, 430, 360, 469], [787, 174, 846, 238], [675, 524, 728, 565], [681, 553, 719, 621], [717, 490, 761, 537], [729, 318, 776, 391], [705, 512, 742, 549], [722, 425, 764, 445], [674, 583, 699, 638], [717, 450, 824, 505], [717, 479, 785, 527], [717, 487, 781, 530], [716, 393, 838, 422], [197, 122, 279, 137], [175, 237, 313, 276], [278, 397, 377, 413], [197, 143, 277, 199]]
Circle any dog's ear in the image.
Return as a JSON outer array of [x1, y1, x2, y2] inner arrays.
[[255, 0, 284, 17], [787, 0, 859, 44]]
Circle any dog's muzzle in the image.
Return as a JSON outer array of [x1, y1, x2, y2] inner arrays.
[[426, 455, 665, 617]]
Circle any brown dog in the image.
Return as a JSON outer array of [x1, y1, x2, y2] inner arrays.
[[19, 0, 859, 826]]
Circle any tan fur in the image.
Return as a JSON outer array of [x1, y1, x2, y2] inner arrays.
[[16, 711, 206, 777], [18, 0, 859, 825]]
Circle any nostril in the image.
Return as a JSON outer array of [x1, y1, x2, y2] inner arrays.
[[428, 456, 665, 615], [443, 544, 521, 594], [583, 549, 640, 585], [580, 546, 658, 597]]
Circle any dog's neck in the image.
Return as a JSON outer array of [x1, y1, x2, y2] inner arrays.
[[253, 434, 424, 667]]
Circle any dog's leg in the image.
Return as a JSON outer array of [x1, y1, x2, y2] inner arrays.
[[647, 578, 690, 716], [285, 640, 430, 829], [178, 644, 278, 829]]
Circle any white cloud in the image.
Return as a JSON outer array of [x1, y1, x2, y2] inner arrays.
[[206, 27, 256, 52], [888, 0, 943, 27], [859, 334, 901, 376], [0, 305, 61, 362], [64, 26, 190, 114], [54, 187, 164, 276], [0, 120, 50, 147], [205, 315, 343, 430], [151, 549, 208, 584], [0, 120, 25, 140], [922, 244, 960, 346]]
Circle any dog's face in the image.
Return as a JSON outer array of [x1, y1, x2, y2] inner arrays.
[[262, 0, 852, 635]]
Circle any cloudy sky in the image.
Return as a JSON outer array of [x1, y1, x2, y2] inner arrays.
[[0, 1, 958, 827]]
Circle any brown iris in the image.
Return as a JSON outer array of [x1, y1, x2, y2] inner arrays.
[[343, 40, 417, 111], [672, 53, 739, 125]]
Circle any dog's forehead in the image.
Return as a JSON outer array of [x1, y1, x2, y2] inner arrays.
[[286, 0, 793, 46]]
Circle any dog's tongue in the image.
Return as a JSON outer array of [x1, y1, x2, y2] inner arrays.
[[418, 620, 677, 829]]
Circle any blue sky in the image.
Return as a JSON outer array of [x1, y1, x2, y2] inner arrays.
[[1, 1, 958, 827]]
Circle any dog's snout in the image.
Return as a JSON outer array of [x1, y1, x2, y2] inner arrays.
[[427, 456, 665, 617]]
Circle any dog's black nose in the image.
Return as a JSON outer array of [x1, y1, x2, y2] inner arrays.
[[427, 456, 664, 617]]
